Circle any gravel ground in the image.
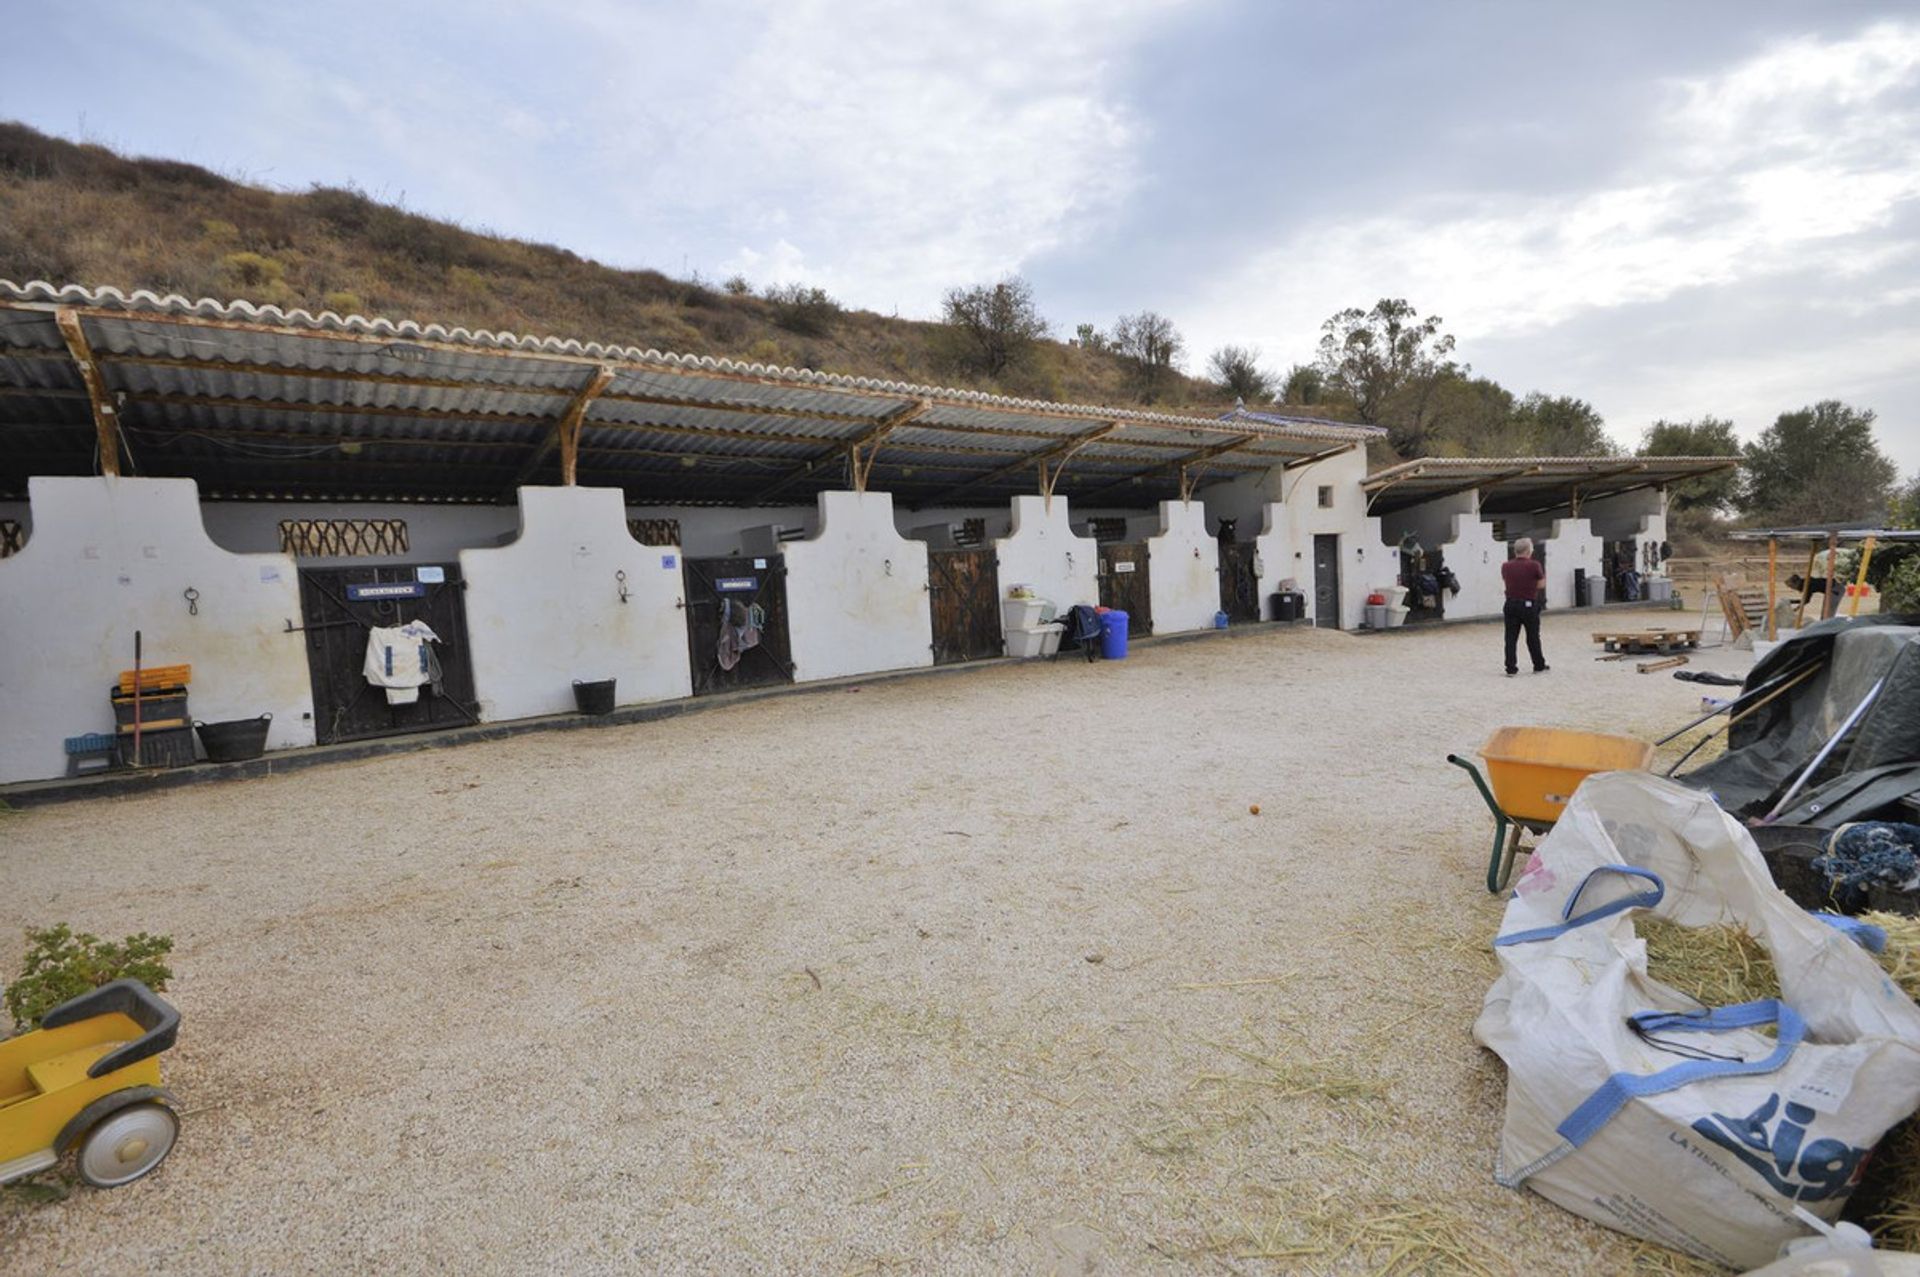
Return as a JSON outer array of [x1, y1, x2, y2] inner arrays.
[[0, 607, 1752, 1274]]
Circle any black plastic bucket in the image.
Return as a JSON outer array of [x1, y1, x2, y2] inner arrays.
[[572, 679, 616, 716], [194, 713, 272, 763]]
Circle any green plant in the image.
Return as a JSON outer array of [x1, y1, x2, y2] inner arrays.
[[1884, 557, 1920, 616], [5, 924, 174, 1033], [761, 282, 841, 337]]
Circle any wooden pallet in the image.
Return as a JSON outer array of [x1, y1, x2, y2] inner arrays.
[[1591, 628, 1702, 654]]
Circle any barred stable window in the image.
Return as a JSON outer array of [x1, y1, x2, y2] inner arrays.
[[278, 518, 410, 558], [627, 518, 683, 546], [951, 517, 988, 548], [0, 518, 25, 558], [1087, 517, 1129, 543]]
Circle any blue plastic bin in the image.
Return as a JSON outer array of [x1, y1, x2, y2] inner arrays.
[[1099, 610, 1130, 660]]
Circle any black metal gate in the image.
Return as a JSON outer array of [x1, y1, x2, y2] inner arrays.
[[929, 548, 1002, 665], [296, 564, 480, 745], [683, 555, 795, 695], [1098, 541, 1153, 636], [1312, 534, 1341, 629], [1218, 542, 1260, 624]]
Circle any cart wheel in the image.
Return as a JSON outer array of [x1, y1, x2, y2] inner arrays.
[[77, 1101, 178, 1187]]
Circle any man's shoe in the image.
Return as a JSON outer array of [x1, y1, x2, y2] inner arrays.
[[1533, 665, 1551, 673], [1506, 669, 1518, 677]]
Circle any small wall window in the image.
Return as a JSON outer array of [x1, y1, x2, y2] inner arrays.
[[0, 518, 25, 558], [627, 517, 683, 546], [1087, 517, 1129, 543], [279, 518, 410, 558], [951, 517, 988, 548], [1316, 485, 1334, 509]]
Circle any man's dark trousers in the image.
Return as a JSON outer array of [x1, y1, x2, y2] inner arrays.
[[1503, 598, 1546, 674]]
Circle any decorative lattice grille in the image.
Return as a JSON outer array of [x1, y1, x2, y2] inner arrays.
[[627, 518, 683, 546], [278, 518, 410, 558], [0, 519, 24, 558]]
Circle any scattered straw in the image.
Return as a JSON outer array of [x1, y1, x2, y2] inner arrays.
[[1215, 1194, 1503, 1275]]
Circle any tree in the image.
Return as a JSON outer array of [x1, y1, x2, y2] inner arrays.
[[1072, 322, 1109, 354], [1637, 416, 1743, 511], [1411, 374, 1519, 456], [1741, 400, 1896, 524], [1109, 311, 1184, 401], [941, 275, 1049, 377], [1314, 298, 1459, 454], [1207, 345, 1271, 402], [1512, 394, 1614, 456], [761, 282, 841, 337], [1279, 363, 1324, 406]]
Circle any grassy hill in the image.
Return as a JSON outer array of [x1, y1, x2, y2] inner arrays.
[[0, 121, 1249, 413]]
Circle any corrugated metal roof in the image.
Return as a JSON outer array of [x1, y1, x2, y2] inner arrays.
[[1364, 454, 1741, 516], [0, 279, 1381, 506]]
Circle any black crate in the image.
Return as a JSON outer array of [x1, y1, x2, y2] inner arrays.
[[112, 689, 189, 730], [117, 725, 196, 769]]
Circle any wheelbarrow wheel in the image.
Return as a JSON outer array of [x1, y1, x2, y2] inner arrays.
[[77, 1101, 178, 1187]]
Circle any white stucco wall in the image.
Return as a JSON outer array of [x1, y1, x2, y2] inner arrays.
[[458, 486, 691, 722], [201, 501, 522, 565], [1534, 517, 1603, 608], [1209, 447, 1397, 629], [1376, 490, 1507, 621], [0, 477, 315, 784], [782, 490, 933, 683], [993, 495, 1099, 623], [1144, 500, 1222, 634], [1584, 489, 1670, 580]]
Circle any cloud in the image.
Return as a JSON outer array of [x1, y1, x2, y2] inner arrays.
[[1176, 18, 1920, 461]]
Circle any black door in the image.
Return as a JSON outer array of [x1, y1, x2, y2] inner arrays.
[[929, 548, 1002, 665], [296, 564, 480, 745], [1097, 542, 1153, 636], [1312, 534, 1341, 629], [1218, 542, 1260, 624], [683, 555, 795, 695]]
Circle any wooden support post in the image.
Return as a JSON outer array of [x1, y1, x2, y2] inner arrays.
[[1847, 536, 1877, 617], [1766, 537, 1778, 641], [55, 307, 122, 476], [1825, 532, 1840, 619], [1793, 546, 1818, 628], [513, 365, 615, 490]]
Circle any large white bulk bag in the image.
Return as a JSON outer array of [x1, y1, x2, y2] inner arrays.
[[1473, 771, 1920, 1270]]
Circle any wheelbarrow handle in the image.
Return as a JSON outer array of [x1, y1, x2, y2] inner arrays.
[[1448, 753, 1521, 894], [1446, 753, 1504, 820]]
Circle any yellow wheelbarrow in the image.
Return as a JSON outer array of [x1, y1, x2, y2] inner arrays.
[[1447, 726, 1655, 892]]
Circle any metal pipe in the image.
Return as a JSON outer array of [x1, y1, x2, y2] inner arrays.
[[1760, 675, 1888, 823], [1654, 658, 1822, 746], [1663, 663, 1823, 776]]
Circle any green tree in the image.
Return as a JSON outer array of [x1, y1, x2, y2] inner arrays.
[[1637, 416, 1743, 511], [1279, 363, 1325, 406], [1742, 401, 1896, 523], [1411, 374, 1519, 456], [941, 275, 1050, 377], [1314, 298, 1459, 454], [1207, 344, 1272, 402], [1513, 394, 1614, 456], [1109, 311, 1184, 401]]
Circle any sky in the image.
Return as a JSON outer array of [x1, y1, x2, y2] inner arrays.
[[5, 1, 1917, 473]]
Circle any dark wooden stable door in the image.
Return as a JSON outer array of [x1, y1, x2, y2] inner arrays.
[[296, 564, 480, 745], [929, 548, 1002, 665], [1312, 534, 1341, 629], [683, 555, 795, 696], [1218, 542, 1260, 623], [1098, 542, 1153, 636]]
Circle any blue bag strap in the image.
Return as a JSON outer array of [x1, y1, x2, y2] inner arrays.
[[1811, 911, 1887, 954], [1494, 864, 1665, 948], [1558, 999, 1805, 1148]]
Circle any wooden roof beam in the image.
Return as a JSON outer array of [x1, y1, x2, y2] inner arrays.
[[1072, 433, 1259, 505], [751, 398, 927, 504], [55, 308, 125, 476], [512, 365, 614, 490], [926, 422, 1121, 508]]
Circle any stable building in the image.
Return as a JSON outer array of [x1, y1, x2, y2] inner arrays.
[[0, 282, 1735, 786]]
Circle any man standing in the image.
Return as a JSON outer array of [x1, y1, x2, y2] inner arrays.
[[1501, 538, 1549, 677]]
